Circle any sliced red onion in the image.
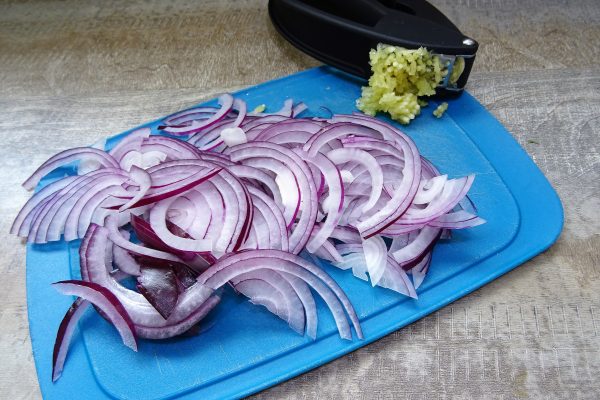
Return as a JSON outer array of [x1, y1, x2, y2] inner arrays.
[[135, 295, 221, 339], [52, 298, 90, 382], [254, 119, 322, 142], [313, 238, 344, 262], [377, 256, 417, 298], [11, 176, 78, 236], [428, 210, 486, 229], [413, 174, 448, 204], [120, 150, 167, 171], [106, 215, 183, 264], [410, 252, 432, 289], [349, 140, 420, 238], [77, 138, 107, 175], [143, 136, 202, 159], [197, 250, 363, 340], [188, 119, 235, 147], [302, 152, 344, 253], [329, 225, 362, 244], [81, 224, 217, 337], [334, 249, 416, 298], [380, 223, 425, 236], [107, 166, 222, 209], [231, 269, 306, 335], [26, 173, 106, 240], [14, 94, 488, 380], [242, 115, 290, 135], [164, 107, 219, 126], [73, 184, 131, 239], [303, 123, 381, 156], [29, 171, 129, 243], [227, 143, 317, 253], [275, 99, 293, 116], [160, 94, 234, 135], [149, 196, 212, 252], [333, 252, 369, 281], [118, 166, 151, 211], [247, 186, 289, 251], [292, 102, 308, 117], [274, 166, 301, 227], [113, 243, 141, 276], [361, 235, 388, 286], [52, 280, 137, 351], [23, 148, 120, 191], [227, 164, 283, 205], [109, 128, 151, 162], [327, 148, 383, 214], [280, 272, 318, 339], [392, 226, 441, 269], [399, 175, 475, 224]]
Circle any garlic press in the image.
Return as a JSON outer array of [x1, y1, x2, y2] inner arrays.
[[268, 0, 478, 96]]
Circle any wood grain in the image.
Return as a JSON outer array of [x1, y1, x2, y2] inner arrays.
[[0, 0, 598, 399]]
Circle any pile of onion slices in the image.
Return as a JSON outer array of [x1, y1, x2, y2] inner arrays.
[[11, 94, 484, 381]]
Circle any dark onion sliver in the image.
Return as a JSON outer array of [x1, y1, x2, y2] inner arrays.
[[52, 298, 89, 382], [136, 266, 180, 319]]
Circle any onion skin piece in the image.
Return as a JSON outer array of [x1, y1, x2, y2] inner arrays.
[[52, 280, 138, 351]]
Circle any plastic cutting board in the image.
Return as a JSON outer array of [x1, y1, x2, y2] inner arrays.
[[26, 66, 563, 399]]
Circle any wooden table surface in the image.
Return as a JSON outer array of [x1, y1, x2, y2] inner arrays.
[[1, 0, 598, 398]]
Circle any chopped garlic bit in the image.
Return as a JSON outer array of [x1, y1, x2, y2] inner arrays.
[[252, 104, 266, 114], [449, 57, 465, 84], [357, 45, 458, 125], [433, 102, 448, 118]]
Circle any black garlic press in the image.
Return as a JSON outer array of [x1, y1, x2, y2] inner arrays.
[[268, 0, 478, 96]]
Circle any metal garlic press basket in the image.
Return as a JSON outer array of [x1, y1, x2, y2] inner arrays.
[[269, 0, 479, 96]]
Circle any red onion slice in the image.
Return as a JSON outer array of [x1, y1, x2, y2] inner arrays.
[[392, 226, 441, 269], [232, 269, 306, 335], [361, 235, 388, 286], [52, 280, 137, 351], [149, 196, 213, 252], [109, 128, 151, 161], [11, 176, 78, 236], [302, 152, 344, 253], [52, 298, 90, 382], [334, 245, 416, 298], [410, 252, 432, 289], [160, 94, 234, 135], [81, 224, 217, 338], [227, 143, 317, 253], [327, 148, 383, 214], [23, 148, 120, 191], [197, 250, 363, 340]]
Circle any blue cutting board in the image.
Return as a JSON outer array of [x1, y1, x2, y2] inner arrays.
[[27, 66, 563, 399]]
